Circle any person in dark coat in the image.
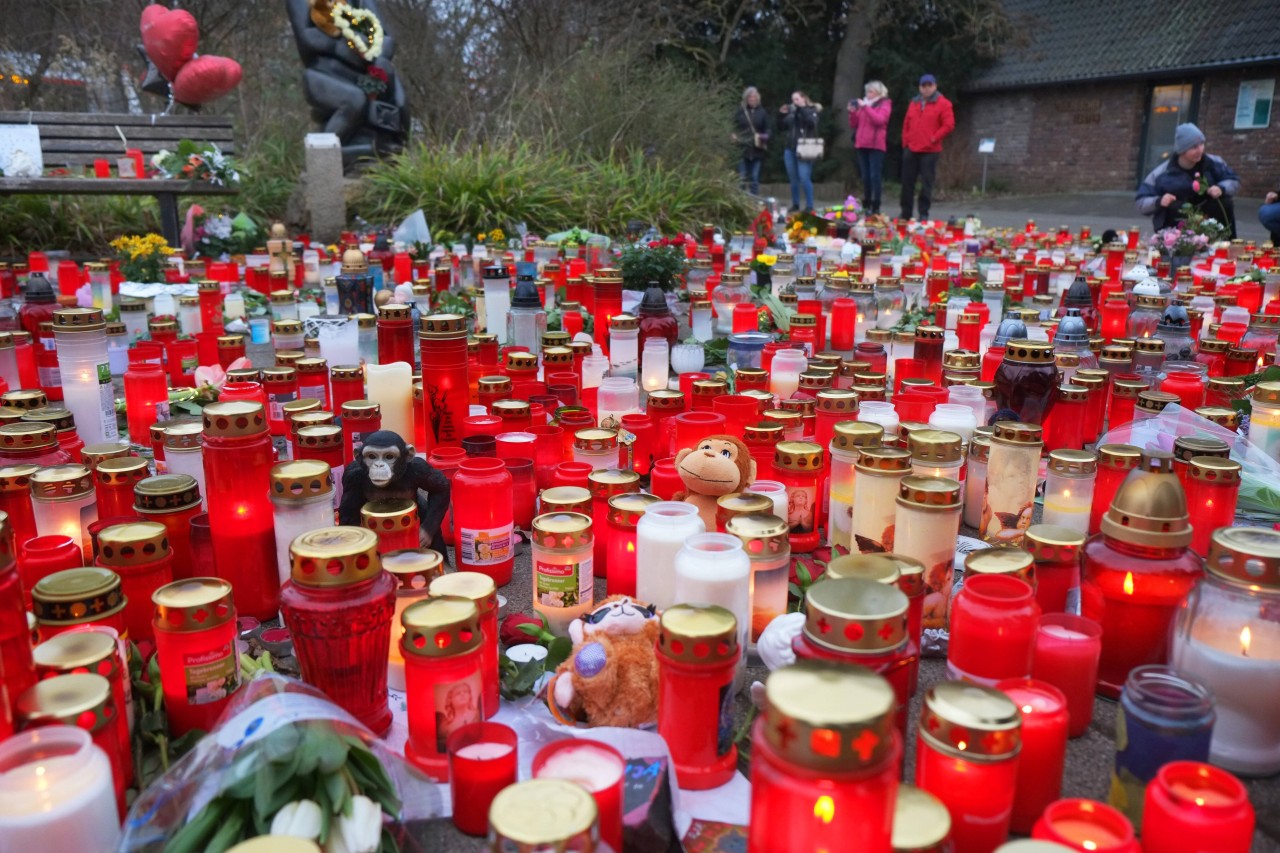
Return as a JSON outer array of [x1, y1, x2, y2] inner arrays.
[[732, 86, 771, 196], [778, 91, 822, 214], [1136, 123, 1241, 238], [1261, 187, 1280, 245]]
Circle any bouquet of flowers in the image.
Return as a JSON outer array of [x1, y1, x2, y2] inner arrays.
[[1150, 203, 1230, 257], [110, 233, 174, 282], [194, 211, 263, 260], [153, 140, 241, 187]]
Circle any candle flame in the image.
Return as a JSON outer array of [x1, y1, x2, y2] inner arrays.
[[1083, 843, 1098, 852], [1123, 572, 1134, 596], [956, 740, 967, 751], [627, 541, 635, 554], [813, 795, 835, 824], [1241, 626, 1251, 657]]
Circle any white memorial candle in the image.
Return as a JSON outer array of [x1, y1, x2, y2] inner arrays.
[[365, 362, 414, 440], [673, 533, 751, 654], [636, 502, 705, 611]]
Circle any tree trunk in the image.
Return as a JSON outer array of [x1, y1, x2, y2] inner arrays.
[[830, 0, 882, 192]]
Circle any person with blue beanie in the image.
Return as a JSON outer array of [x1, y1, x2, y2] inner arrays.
[[1136, 122, 1240, 237]]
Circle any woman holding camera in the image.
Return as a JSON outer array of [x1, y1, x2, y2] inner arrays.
[[779, 91, 821, 214], [847, 81, 892, 215]]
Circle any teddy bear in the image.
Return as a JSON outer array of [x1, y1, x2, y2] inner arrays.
[[548, 595, 661, 728], [672, 434, 757, 531]]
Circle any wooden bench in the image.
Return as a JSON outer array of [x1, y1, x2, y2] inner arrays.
[[0, 111, 239, 244]]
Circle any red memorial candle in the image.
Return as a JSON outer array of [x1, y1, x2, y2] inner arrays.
[[94, 522, 173, 644], [151, 577, 240, 737], [93, 456, 149, 521], [1024, 523, 1086, 615], [1031, 799, 1138, 853], [420, 314, 472, 452], [1089, 444, 1141, 536], [329, 364, 365, 415], [1140, 762, 1254, 853], [134, 474, 202, 581], [947, 574, 1040, 686], [429, 572, 500, 720], [447, 721, 518, 837], [1032, 613, 1102, 738], [452, 457, 514, 586], [533, 738, 627, 853], [997, 678, 1070, 834]]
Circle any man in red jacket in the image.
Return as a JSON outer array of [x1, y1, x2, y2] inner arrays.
[[899, 74, 955, 221]]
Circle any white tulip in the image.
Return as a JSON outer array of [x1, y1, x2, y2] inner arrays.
[[327, 795, 382, 853], [270, 799, 323, 840]]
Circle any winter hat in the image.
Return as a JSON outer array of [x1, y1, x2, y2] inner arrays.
[[1174, 123, 1205, 154], [919, 74, 937, 86]]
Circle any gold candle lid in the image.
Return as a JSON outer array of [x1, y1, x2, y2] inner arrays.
[[1111, 377, 1150, 400], [478, 376, 512, 395], [289, 409, 333, 436], [803, 577, 908, 653], [1136, 389, 1178, 414], [492, 399, 531, 421], [1101, 450, 1191, 548], [429, 571, 498, 616], [420, 313, 469, 339], [885, 553, 926, 598], [0, 463, 39, 493], [295, 357, 328, 376], [377, 302, 412, 321], [968, 433, 992, 463], [401, 595, 481, 658], [915, 325, 944, 340], [134, 474, 201, 513], [1206, 527, 1280, 589], [716, 492, 774, 526], [991, 421, 1042, 446], [646, 390, 685, 411], [773, 440, 823, 472], [659, 604, 739, 665], [225, 368, 262, 383], [273, 318, 303, 335], [95, 455, 150, 489], [893, 784, 952, 852], [31, 464, 92, 500], [855, 445, 912, 474], [1024, 524, 1086, 564], [162, 421, 203, 451], [52, 307, 107, 333], [824, 554, 902, 585], [488, 779, 599, 852], [505, 351, 538, 372], [203, 401, 268, 438], [1097, 443, 1142, 471], [964, 546, 1034, 582], [382, 549, 445, 591], [16, 672, 114, 733], [919, 680, 1021, 761], [152, 577, 235, 632], [32, 568, 124, 624], [270, 460, 334, 500], [574, 428, 618, 451], [1193, 406, 1240, 430], [341, 400, 381, 422], [1134, 338, 1165, 355], [1187, 455, 1241, 485], [1002, 339, 1055, 364], [897, 475, 961, 510], [530, 512, 593, 552], [1172, 435, 1230, 463], [21, 406, 74, 432], [98, 522, 171, 567], [361, 499, 418, 537], [779, 397, 815, 417], [543, 346, 573, 367], [850, 383, 887, 402], [1048, 448, 1097, 475], [217, 333, 246, 349], [32, 629, 117, 677], [587, 468, 640, 500], [538, 486, 592, 515], [692, 378, 728, 397], [330, 364, 363, 382], [832, 421, 883, 452], [542, 330, 571, 349], [0, 421, 56, 451], [261, 366, 298, 384], [943, 350, 981, 370], [609, 313, 638, 331], [798, 371, 833, 391], [761, 662, 897, 771], [290, 526, 384, 587], [607, 492, 660, 529], [743, 422, 784, 445], [296, 423, 343, 450], [724, 512, 789, 559], [908, 429, 962, 464]]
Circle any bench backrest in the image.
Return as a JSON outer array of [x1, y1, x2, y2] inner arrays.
[[0, 111, 235, 171]]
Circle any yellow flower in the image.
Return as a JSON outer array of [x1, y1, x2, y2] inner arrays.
[[756, 254, 777, 266], [489, 228, 505, 243]]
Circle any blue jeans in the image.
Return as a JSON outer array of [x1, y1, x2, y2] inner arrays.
[[856, 148, 885, 212], [783, 148, 814, 211], [1261, 202, 1280, 242], [738, 156, 763, 195]]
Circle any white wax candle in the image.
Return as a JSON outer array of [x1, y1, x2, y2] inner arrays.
[[536, 743, 623, 791], [1040, 624, 1088, 641], [1041, 480, 1093, 534], [636, 502, 705, 611], [0, 728, 120, 853], [674, 533, 751, 655], [365, 362, 414, 441], [746, 481, 788, 522], [455, 742, 514, 760]]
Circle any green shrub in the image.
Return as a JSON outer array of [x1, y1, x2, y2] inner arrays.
[[0, 195, 159, 255]]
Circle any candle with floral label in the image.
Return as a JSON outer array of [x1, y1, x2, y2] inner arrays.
[[530, 512, 594, 636], [850, 446, 911, 554], [981, 422, 1043, 546]]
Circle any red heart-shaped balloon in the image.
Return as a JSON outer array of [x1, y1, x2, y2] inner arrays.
[[171, 55, 242, 106], [140, 4, 199, 81]]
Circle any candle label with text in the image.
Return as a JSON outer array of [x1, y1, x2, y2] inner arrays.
[[268, 390, 296, 421], [38, 365, 61, 386], [184, 641, 240, 705], [299, 384, 326, 400], [536, 558, 592, 609], [97, 362, 120, 439], [459, 524, 513, 565], [434, 672, 483, 751]]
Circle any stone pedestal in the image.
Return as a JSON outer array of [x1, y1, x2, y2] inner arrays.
[[302, 132, 346, 241]]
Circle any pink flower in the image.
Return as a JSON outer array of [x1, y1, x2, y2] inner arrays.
[[1192, 180, 1200, 193], [193, 357, 251, 393]]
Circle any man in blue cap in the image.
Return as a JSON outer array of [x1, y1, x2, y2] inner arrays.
[[899, 74, 955, 221], [1136, 122, 1240, 237]]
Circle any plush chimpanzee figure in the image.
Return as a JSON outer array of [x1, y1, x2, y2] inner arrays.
[[339, 430, 450, 552]]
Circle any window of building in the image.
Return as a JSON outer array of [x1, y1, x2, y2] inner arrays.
[[1235, 79, 1274, 129]]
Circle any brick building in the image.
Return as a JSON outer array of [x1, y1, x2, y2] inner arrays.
[[943, 0, 1280, 197]]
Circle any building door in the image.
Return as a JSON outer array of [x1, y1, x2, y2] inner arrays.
[[1139, 83, 1198, 179]]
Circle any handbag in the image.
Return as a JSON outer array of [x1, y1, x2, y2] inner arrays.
[[744, 108, 769, 151], [796, 135, 824, 161]]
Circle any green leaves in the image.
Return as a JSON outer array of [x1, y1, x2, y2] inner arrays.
[[618, 243, 685, 292]]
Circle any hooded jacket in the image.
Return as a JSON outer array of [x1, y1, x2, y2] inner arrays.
[[901, 92, 955, 154]]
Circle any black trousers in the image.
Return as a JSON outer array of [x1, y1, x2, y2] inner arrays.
[[899, 150, 939, 220]]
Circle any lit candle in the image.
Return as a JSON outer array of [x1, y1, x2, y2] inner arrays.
[[948, 575, 1041, 685], [725, 513, 791, 642], [384, 549, 444, 692], [827, 421, 884, 551], [365, 362, 414, 441], [997, 678, 1070, 835], [1140, 761, 1255, 853], [0, 727, 120, 852], [447, 721, 518, 837], [268, 460, 336, 588], [605, 493, 659, 597], [52, 309, 118, 446], [1030, 799, 1138, 853], [30, 465, 97, 562], [850, 447, 911, 554], [1032, 614, 1102, 738], [1040, 450, 1096, 534], [532, 739, 625, 853]]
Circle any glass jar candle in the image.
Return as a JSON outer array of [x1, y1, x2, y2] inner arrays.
[[361, 498, 418, 555], [996, 679, 1070, 835], [981, 421, 1043, 546], [604, 492, 659, 597], [383, 548, 444, 692], [913, 325, 945, 383], [948, 573, 1040, 685], [597, 377, 640, 427], [377, 303, 415, 366], [18, 536, 81, 610], [1081, 451, 1202, 697], [1041, 449, 1096, 534], [1023, 523, 1085, 615], [419, 314, 472, 452], [607, 313, 639, 377], [340, 400, 381, 465], [749, 663, 901, 853], [573, 428, 619, 470], [715, 491, 773, 533], [1108, 665, 1215, 830], [1170, 527, 1280, 775], [769, 349, 808, 400], [851, 446, 911, 554], [261, 366, 299, 437], [92, 456, 148, 521], [150, 577, 240, 737], [916, 680, 1022, 853], [635, 501, 705, 612], [1032, 612, 1103, 739], [858, 399, 900, 439], [402, 595, 484, 780], [134, 474, 202, 581], [674, 533, 751, 656], [1090, 444, 1141, 536], [52, 309, 117, 446], [31, 567, 126, 643], [725, 512, 790, 642], [773, 440, 824, 554], [827, 421, 883, 551], [428, 571, 499, 720], [452, 457, 514, 585], [530, 511, 594, 636], [792, 577, 917, 734], [282, 526, 396, 735], [30, 464, 97, 562], [1030, 799, 1137, 853], [1127, 294, 1165, 340], [1140, 762, 1255, 853], [94, 521, 173, 644], [994, 340, 1058, 425], [201, 401, 280, 621], [269, 460, 335, 587]]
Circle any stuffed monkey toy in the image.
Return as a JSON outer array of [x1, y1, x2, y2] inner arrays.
[[673, 434, 757, 531], [549, 595, 661, 728]]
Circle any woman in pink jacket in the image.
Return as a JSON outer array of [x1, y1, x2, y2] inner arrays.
[[847, 80, 892, 215]]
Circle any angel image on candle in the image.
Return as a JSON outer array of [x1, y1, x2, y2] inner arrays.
[[435, 676, 481, 751], [787, 488, 815, 533]]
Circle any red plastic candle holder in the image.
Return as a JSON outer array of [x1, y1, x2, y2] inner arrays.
[[452, 457, 514, 586], [997, 678, 1070, 834], [1032, 613, 1102, 738], [403, 596, 485, 780], [532, 739, 626, 853], [420, 314, 472, 452], [947, 574, 1040, 685], [447, 721, 518, 836], [1139, 762, 1254, 853], [1031, 798, 1139, 853], [152, 577, 240, 738]]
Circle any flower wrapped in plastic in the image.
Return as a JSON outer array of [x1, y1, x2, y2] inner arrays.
[[122, 673, 442, 853]]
